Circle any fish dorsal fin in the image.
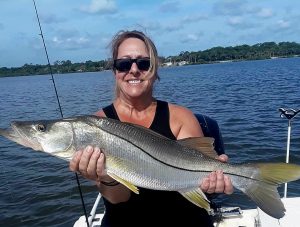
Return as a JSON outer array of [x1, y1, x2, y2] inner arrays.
[[107, 172, 139, 194], [178, 137, 218, 159], [179, 188, 211, 211]]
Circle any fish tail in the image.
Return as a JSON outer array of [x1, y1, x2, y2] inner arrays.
[[242, 163, 300, 219]]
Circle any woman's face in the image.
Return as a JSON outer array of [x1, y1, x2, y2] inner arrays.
[[114, 37, 156, 100]]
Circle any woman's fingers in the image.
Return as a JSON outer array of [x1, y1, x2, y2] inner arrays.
[[69, 149, 83, 172], [96, 151, 105, 178], [217, 154, 229, 163], [86, 147, 101, 179], [206, 171, 217, 193], [78, 146, 94, 175], [69, 146, 104, 181], [224, 175, 234, 194], [214, 170, 225, 193], [200, 170, 233, 195]]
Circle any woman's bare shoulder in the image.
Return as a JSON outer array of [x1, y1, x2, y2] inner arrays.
[[94, 110, 106, 117], [168, 103, 195, 117], [168, 102, 203, 139]]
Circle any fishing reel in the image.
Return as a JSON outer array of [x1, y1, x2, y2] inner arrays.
[[278, 108, 300, 120]]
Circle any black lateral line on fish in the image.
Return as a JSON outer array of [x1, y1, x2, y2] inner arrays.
[[99, 126, 262, 182]]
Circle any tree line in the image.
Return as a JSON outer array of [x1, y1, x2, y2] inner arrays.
[[1, 41, 300, 77]]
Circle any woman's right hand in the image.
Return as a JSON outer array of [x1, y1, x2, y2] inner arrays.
[[69, 146, 111, 182], [70, 146, 131, 203]]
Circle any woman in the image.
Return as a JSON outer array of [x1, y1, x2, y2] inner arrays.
[[70, 30, 233, 226]]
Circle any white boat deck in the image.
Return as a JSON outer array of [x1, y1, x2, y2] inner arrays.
[[74, 197, 300, 227], [258, 197, 300, 227]]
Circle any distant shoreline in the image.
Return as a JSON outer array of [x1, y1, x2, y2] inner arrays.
[[1, 55, 299, 78], [1, 41, 300, 77]]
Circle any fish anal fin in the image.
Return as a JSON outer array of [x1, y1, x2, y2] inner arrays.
[[179, 188, 211, 211], [107, 172, 139, 194], [178, 137, 218, 159]]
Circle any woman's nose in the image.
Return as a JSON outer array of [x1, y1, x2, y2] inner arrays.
[[129, 62, 139, 73]]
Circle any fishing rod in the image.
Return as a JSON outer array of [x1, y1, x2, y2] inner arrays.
[[32, 1, 90, 226], [278, 108, 300, 198]]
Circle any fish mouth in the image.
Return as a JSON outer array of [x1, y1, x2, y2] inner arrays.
[[0, 122, 43, 151], [0, 124, 20, 141]]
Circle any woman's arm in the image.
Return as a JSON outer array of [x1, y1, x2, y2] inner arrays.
[[169, 104, 233, 195]]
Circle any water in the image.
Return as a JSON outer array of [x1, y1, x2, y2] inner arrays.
[[0, 58, 299, 226]]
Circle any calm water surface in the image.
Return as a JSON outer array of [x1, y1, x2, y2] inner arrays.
[[0, 58, 299, 226]]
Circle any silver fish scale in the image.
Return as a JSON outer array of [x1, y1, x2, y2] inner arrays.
[[94, 117, 231, 172], [82, 116, 247, 190]]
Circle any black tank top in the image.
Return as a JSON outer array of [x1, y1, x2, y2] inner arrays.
[[101, 100, 213, 227]]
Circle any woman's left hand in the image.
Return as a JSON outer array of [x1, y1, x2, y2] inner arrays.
[[200, 154, 234, 195]]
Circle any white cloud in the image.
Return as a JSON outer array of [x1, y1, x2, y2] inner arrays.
[[40, 14, 66, 24], [228, 16, 243, 26], [186, 34, 199, 41], [181, 33, 202, 43], [159, 1, 180, 13], [214, 0, 249, 16], [181, 14, 208, 23], [257, 8, 273, 18], [227, 16, 256, 29], [277, 19, 290, 29], [80, 0, 117, 14], [51, 36, 90, 50]]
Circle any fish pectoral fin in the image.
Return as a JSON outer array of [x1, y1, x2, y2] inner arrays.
[[179, 188, 211, 211], [107, 172, 139, 194], [178, 137, 218, 159]]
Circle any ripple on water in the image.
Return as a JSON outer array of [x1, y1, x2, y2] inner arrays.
[[1, 58, 300, 226]]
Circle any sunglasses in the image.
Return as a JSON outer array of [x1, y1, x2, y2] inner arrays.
[[113, 58, 151, 72]]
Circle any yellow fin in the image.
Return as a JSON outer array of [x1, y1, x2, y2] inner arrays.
[[256, 163, 300, 184], [179, 188, 211, 211], [178, 137, 218, 159], [241, 163, 300, 218], [107, 172, 139, 194]]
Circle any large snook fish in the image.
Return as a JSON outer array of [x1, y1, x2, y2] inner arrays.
[[1, 115, 300, 219]]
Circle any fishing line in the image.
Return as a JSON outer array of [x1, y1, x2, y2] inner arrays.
[[32, 1, 90, 226]]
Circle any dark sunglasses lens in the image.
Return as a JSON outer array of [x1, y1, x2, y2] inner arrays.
[[114, 58, 151, 72], [114, 59, 132, 72], [137, 59, 150, 71]]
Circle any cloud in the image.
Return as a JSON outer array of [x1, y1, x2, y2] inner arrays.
[[181, 14, 208, 23], [158, 1, 180, 13], [227, 16, 256, 29], [47, 28, 92, 50], [40, 14, 66, 24], [164, 23, 181, 32], [257, 8, 273, 18], [142, 22, 162, 32], [80, 0, 117, 14], [227, 16, 243, 26], [141, 20, 180, 33], [51, 36, 91, 50], [55, 28, 80, 38], [181, 32, 203, 43], [214, 0, 250, 16], [276, 19, 290, 29]]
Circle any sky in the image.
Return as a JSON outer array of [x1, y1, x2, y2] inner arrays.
[[1, 0, 300, 67]]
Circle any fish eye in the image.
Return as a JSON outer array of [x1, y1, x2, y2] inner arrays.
[[37, 124, 46, 132]]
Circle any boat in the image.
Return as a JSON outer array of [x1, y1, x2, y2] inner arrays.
[[74, 108, 300, 227]]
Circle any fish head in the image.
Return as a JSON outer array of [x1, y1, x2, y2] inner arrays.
[[0, 119, 74, 159]]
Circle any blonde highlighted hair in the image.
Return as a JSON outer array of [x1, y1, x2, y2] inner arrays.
[[109, 30, 159, 80]]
